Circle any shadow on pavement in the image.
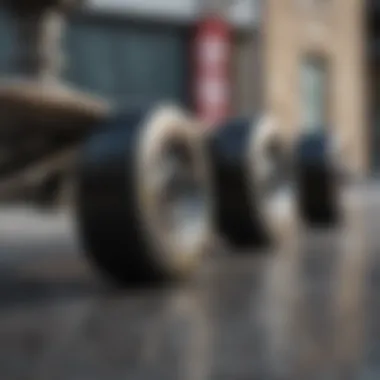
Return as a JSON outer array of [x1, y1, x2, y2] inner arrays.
[[0, 266, 104, 311]]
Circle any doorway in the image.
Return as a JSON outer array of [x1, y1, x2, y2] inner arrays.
[[300, 55, 329, 132]]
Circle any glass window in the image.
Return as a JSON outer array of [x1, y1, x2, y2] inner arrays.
[[65, 21, 118, 101], [0, 12, 188, 109], [113, 27, 186, 108], [65, 19, 187, 109], [301, 56, 328, 131], [0, 9, 16, 75]]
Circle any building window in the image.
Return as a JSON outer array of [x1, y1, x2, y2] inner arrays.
[[65, 22, 117, 100], [0, 9, 189, 109], [65, 18, 188, 108], [300, 56, 328, 131], [0, 9, 16, 75]]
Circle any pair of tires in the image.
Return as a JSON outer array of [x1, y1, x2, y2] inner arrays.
[[206, 118, 344, 246], [75, 104, 341, 285]]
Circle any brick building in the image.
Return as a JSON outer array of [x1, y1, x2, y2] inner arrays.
[[263, 0, 367, 174]]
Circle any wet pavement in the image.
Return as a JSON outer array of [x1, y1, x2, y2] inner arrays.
[[0, 184, 379, 380]]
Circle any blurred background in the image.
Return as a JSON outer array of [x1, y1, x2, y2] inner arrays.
[[0, 0, 375, 179], [0, 0, 377, 379], [0, 0, 261, 110], [0, 0, 264, 207]]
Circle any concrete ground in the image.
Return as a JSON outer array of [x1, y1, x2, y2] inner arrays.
[[0, 184, 379, 380]]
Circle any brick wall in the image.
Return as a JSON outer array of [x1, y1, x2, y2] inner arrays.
[[263, 0, 367, 174]]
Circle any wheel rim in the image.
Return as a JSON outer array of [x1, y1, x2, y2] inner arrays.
[[147, 138, 208, 256], [249, 118, 292, 215]]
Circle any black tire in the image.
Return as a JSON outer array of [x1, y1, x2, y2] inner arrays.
[[293, 130, 341, 227], [206, 116, 274, 248], [75, 105, 213, 285]]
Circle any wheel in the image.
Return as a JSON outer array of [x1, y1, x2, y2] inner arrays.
[[246, 116, 297, 243], [206, 116, 276, 248], [75, 105, 213, 285], [293, 130, 342, 227]]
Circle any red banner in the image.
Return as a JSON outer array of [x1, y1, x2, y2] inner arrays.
[[192, 15, 232, 127]]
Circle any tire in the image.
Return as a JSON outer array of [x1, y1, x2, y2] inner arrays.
[[246, 116, 297, 243], [206, 116, 275, 248], [75, 105, 213, 285], [293, 130, 341, 227]]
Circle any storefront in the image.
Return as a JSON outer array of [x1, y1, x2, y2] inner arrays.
[[0, 0, 261, 116], [0, 10, 16, 75], [0, 5, 190, 109], [65, 13, 190, 109]]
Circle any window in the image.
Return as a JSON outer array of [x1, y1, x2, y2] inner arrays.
[[0, 9, 16, 75], [65, 18, 188, 108], [296, 0, 332, 11], [65, 22, 117, 100], [113, 27, 186, 108], [0, 11, 188, 109], [300, 56, 329, 131]]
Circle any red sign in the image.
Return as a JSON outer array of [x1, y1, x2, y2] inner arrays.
[[192, 15, 232, 127]]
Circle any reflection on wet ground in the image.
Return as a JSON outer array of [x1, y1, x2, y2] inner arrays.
[[0, 185, 378, 379]]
